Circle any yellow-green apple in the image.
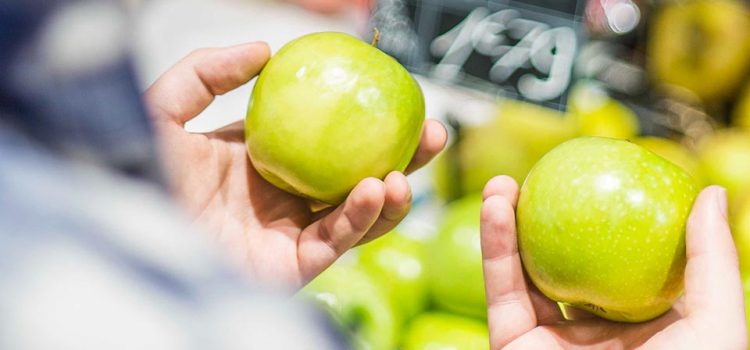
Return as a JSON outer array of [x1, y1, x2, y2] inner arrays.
[[246, 32, 425, 204], [433, 129, 532, 201], [401, 312, 489, 350], [734, 197, 750, 336], [428, 195, 486, 318], [697, 130, 750, 206], [496, 99, 579, 161], [733, 196, 750, 278], [358, 231, 428, 324], [733, 82, 750, 129], [634, 136, 704, 185], [568, 81, 639, 139], [434, 100, 576, 200], [647, 0, 750, 103], [299, 265, 398, 350], [734, 197, 750, 335], [517, 137, 699, 322]]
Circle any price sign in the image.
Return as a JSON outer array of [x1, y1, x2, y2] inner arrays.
[[370, 0, 585, 109]]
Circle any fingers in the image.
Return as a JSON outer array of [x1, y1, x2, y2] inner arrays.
[[297, 178, 385, 284], [404, 119, 448, 174], [482, 175, 521, 204], [356, 171, 412, 245], [144, 42, 271, 126], [683, 186, 747, 343], [480, 176, 540, 349]]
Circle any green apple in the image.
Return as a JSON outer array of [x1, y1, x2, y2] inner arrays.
[[246, 32, 425, 205], [568, 81, 639, 139], [428, 195, 486, 318], [735, 200, 750, 336], [433, 129, 532, 201], [734, 198, 750, 334], [300, 265, 398, 350], [648, 0, 750, 103], [434, 99, 576, 200], [401, 312, 489, 350], [358, 231, 428, 324], [496, 99, 580, 161], [697, 130, 750, 206], [433, 128, 533, 201], [634, 137, 705, 185], [517, 137, 699, 322], [733, 83, 750, 129], [734, 196, 750, 278]]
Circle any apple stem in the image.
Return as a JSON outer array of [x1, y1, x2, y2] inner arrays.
[[371, 28, 380, 47]]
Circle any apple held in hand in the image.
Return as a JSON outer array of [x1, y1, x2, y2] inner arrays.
[[401, 312, 489, 350], [246, 32, 425, 204], [517, 137, 699, 322], [634, 136, 704, 185]]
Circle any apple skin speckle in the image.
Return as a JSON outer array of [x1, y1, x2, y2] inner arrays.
[[516, 137, 699, 323]]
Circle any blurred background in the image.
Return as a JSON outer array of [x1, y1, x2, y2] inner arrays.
[[22, 0, 750, 348]]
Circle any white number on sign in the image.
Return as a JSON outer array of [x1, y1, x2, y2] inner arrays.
[[430, 8, 577, 101]]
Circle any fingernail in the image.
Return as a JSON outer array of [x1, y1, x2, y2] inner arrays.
[[715, 186, 728, 219]]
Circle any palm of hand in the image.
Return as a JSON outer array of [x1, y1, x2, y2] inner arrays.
[[160, 120, 312, 286], [502, 290, 697, 349]]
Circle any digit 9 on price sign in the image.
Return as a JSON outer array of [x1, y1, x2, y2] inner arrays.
[[370, 0, 585, 109]]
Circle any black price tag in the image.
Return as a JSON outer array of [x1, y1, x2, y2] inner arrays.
[[371, 0, 586, 109]]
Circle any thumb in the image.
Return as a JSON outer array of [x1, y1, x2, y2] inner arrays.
[[144, 42, 271, 126], [683, 186, 746, 339]]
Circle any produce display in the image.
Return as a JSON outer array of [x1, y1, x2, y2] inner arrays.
[[647, 0, 750, 103], [252, 0, 750, 347]]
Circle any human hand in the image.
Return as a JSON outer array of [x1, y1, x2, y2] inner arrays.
[[479, 175, 747, 349], [144, 42, 446, 288]]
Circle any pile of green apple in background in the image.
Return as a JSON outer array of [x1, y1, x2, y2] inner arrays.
[[297, 1, 750, 348], [300, 197, 488, 350]]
